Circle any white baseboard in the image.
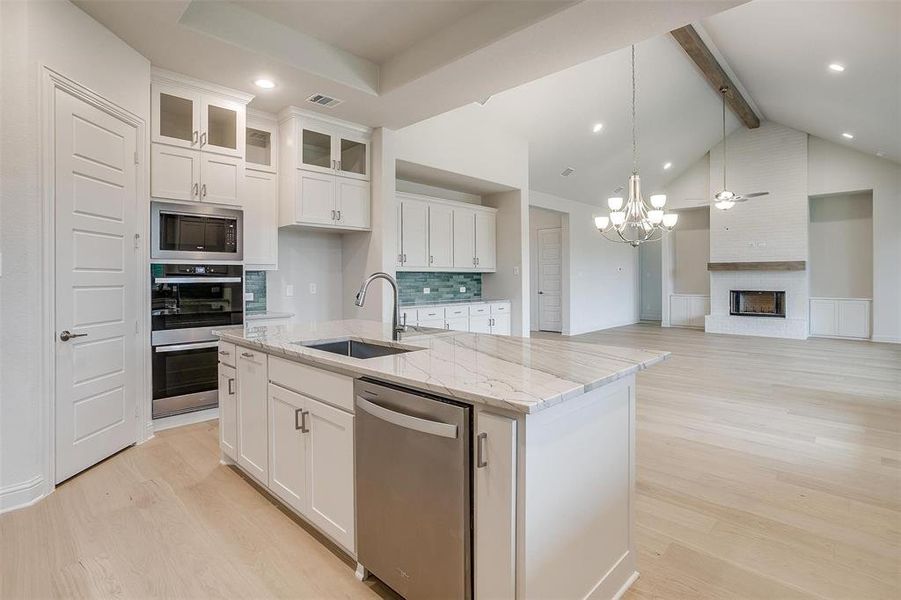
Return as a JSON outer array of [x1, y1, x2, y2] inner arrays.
[[585, 549, 638, 600], [0, 475, 47, 514], [152, 407, 218, 433], [871, 335, 901, 344]]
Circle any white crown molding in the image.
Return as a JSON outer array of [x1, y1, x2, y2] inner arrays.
[[151, 67, 255, 104], [277, 105, 371, 135], [396, 191, 497, 213]]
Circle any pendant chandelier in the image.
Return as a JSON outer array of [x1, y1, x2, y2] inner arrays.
[[594, 45, 678, 247]]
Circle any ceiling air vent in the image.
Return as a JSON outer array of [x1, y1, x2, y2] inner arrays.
[[306, 93, 343, 108], [560, 167, 575, 177]]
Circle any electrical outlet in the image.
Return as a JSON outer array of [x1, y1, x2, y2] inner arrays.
[[423, 287, 431, 294], [285, 284, 295, 297], [459, 286, 466, 293], [513, 266, 520, 276], [244, 292, 254, 301], [309, 283, 317, 295]]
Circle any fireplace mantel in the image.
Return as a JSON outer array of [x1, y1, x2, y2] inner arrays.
[[707, 261, 806, 272]]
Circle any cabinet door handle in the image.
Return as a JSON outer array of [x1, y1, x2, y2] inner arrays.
[[193, 130, 199, 145], [338, 160, 342, 171], [337, 210, 341, 221], [429, 255, 433, 264], [299, 410, 310, 433], [201, 184, 207, 198], [227, 378, 235, 395], [200, 131, 207, 147], [402, 253, 407, 263], [477, 432, 488, 468], [294, 408, 303, 430], [398, 253, 403, 264], [218, 350, 230, 356], [193, 182, 199, 197], [241, 351, 254, 358]]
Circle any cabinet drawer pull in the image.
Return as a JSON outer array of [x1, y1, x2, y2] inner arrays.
[[295, 409, 309, 433], [227, 377, 235, 395], [241, 351, 254, 358], [218, 350, 230, 356], [477, 432, 488, 468]]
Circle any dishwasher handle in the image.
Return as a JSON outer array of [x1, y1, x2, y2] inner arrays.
[[356, 397, 458, 439]]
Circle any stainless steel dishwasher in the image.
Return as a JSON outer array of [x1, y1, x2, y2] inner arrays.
[[355, 379, 472, 600]]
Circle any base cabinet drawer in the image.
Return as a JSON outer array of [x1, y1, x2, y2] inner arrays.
[[475, 412, 517, 599], [269, 355, 354, 412]]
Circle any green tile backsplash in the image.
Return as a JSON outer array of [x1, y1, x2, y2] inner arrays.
[[245, 270, 267, 313], [397, 272, 482, 305]]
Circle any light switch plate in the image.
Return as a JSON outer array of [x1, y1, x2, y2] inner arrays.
[[513, 266, 520, 276], [286, 284, 295, 297], [423, 287, 431, 294], [309, 283, 317, 294]]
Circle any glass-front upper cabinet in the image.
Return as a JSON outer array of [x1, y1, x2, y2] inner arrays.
[[152, 83, 201, 149], [245, 113, 278, 173], [201, 98, 244, 158], [300, 126, 335, 174], [338, 135, 369, 181]]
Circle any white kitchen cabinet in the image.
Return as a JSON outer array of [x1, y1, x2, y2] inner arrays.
[[268, 383, 308, 514], [809, 298, 871, 339], [669, 294, 708, 328], [200, 153, 243, 206], [405, 301, 512, 336], [475, 211, 497, 271], [469, 315, 492, 333], [445, 316, 470, 331], [151, 143, 200, 202], [428, 203, 455, 268], [201, 96, 245, 158], [152, 82, 201, 150], [400, 198, 430, 268], [305, 396, 356, 553], [236, 348, 269, 483], [397, 192, 497, 273], [475, 412, 517, 600], [491, 313, 512, 335], [218, 363, 237, 461], [279, 109, 372, 231], [244, 169, 278, 269], [453, 207, 476, 269], [246, 110, 277, 173]]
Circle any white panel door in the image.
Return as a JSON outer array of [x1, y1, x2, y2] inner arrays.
[[237, 349, 269, 483], [336, 177, 370, 228], [401, 199, 429, 268], [54, 88, 138, 483], [151, 143, 199, 202], [243, 169, 278, 268], [537, 228, 563, 332], [689, 296, 710, 328], [475, 211, 497, 270], [809, 299, 837, 337], [268, 383, 308, 514], [475, 412, 517, 600], [305, 397, 355, 553], [200, 153, 243, 206], [218, 364, 237, 460], [470, 315, 492, 333], [453, 208, 476, 269], [296, 170, 336, 225], [428, 203, 454, 268]]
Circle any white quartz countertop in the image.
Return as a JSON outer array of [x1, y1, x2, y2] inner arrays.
[[399, 298, 510, 308], [214, 319, 668, 414]]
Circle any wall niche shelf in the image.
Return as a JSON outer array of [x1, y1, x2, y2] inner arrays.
[[707, 261, 806, 272]]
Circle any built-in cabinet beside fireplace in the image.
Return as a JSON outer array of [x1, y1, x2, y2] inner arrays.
[[809, 298, 871, 339]]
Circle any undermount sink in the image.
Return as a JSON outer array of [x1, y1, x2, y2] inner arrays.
[[303, 339, 417, 359]]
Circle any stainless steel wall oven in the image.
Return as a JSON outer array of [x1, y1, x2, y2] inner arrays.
[[151, 263, 243, 418]]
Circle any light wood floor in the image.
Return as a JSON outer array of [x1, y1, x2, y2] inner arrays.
[[2, 324, 899, 599]]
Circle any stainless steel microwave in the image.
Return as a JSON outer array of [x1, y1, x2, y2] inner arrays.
[[151, 201, 243, 261]]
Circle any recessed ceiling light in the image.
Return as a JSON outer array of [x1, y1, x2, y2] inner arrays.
[[592, 123, 603, 133], [842, 132, 854, 139], [254, 78, 276, 89], [828, 63, 845, 72], [663, 162, 672, 170]]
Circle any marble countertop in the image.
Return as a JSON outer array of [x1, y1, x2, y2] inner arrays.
[[215, 319, 668, 414], [399, 298, 510, 308]]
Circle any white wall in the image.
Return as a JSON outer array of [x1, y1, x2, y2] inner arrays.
[[666, 152, 710, 210], [529, 207, 563, 330], [530, 190, 639, 335], [0, 0, 151, 510], [809, 192, 873, 299], [266, 229, 345, 323], [808, 137, 901, 343], [672, 207, 710, 295]]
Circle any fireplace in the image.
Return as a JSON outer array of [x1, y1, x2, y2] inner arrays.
[[730, 290, 786, 318]]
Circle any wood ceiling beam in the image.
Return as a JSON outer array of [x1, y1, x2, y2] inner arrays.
[[671, 24, 760, 129]]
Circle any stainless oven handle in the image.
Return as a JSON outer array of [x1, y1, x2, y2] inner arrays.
[[154, 277, 243, 284], [356, 397, 457, 439], [155, 341, 220, 353]]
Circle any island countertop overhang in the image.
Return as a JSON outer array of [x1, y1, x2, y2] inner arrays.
[[214, 319, 669, 414]]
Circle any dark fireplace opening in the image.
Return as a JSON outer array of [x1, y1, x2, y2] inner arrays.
[[730, 290, 786, 318]]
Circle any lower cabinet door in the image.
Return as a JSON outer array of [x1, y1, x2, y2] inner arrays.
[[305, 396, 355, 553], [236, 349, 269, 482], [470, 315, 492, 334], [267, 383, 308, 514], [218, 364, 237, 460], [491, 314, 512, 336], [475, 412, 517, 600], [201, 153, 243, 206], [336, 177, 370, 229], [446, 316, 469, 332]]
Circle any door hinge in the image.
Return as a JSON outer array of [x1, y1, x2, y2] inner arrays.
[[135, 320, 139, 334], [134, 151, 139, 165], [134, 233, 140, 250]]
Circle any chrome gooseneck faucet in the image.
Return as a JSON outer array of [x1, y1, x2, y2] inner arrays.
[[354, 272, 405, 341]]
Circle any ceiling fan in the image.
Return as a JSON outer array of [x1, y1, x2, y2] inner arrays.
[[712, 86, 768, 210]]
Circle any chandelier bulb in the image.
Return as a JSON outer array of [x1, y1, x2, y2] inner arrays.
[[607, 196, 624, 211], [650, 194, 667, 209], [594, 215, 610, 231]]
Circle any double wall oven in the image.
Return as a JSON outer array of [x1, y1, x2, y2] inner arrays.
[[151, 263, 243, 419]]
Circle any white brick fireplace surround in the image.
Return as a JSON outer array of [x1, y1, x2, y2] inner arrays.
[[704, 122, 810, 340], [706, 270, 809, 339]]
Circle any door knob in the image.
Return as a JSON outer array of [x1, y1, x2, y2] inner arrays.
[[59, 330, 88, 341], [538, 291, 544, 294]]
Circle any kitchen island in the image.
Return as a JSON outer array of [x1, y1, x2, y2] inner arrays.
[[214, 319, 668, 600]]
